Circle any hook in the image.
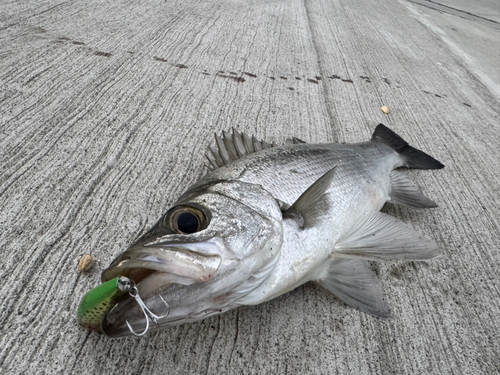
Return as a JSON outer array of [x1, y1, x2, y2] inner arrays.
[[119, 279, 170, 337]]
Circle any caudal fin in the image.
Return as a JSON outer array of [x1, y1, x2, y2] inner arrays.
[[372, 124, 444, 169]]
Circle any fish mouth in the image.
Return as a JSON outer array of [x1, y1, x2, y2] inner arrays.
[[101, 241, 222, 293], [99, 240, 223, 337]]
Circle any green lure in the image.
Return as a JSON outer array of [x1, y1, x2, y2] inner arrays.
[[77, 276, 133, 333]]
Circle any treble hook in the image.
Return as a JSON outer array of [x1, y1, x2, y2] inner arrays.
[[117, 277, 170, 337]]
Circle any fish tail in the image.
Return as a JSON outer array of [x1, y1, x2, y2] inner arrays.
[[372, 124, 444, 169]]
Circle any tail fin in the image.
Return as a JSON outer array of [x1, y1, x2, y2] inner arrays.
[[372, 124, 444, 169]]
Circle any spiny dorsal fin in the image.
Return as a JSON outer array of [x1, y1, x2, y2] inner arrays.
[[206, 128, 278, 169]]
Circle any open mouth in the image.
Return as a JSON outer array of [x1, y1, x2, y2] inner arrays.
[[81, 242, 222, 336], [101, 243, 222, 289]]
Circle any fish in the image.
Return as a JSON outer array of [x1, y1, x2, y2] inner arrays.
[[81, 124, 444, 337]]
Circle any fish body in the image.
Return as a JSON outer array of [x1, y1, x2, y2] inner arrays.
[[81, 124, 443, 337], [195, 143, 397, 302]]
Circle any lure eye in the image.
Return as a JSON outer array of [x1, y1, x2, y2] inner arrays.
[[167, 206, 207, 234]]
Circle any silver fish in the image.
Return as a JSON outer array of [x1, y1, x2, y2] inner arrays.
[[99, 124, 444, 337]]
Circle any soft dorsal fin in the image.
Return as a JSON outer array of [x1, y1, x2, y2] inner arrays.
[[206, 128, 277, 170], [292, 137, 307, 144]]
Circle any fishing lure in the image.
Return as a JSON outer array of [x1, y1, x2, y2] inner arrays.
[[77, 276, 169, 336]]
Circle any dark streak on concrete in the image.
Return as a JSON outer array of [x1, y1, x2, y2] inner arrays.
[[217, 74, 245, 83], [407, 0, 500, 27], [94, 51, 112, 57]]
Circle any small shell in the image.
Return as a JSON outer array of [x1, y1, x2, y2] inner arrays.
[[78, 254, 94, 272], [381, 105, 390, 114]]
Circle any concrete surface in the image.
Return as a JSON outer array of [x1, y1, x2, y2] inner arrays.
[[0, 0, 499, 374], [406, 0, 500, 96]]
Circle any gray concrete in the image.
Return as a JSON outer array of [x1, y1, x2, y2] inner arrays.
[[0, 0, 499, 374], [405, 0, 500, 96]]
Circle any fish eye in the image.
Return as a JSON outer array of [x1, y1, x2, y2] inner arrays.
[[167, 206, 207, 234]]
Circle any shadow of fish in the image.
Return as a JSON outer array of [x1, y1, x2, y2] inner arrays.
[[80, 124, 444, 337]]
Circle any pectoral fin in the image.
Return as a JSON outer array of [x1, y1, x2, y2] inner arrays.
[[334, 212, 441, 261], [283, 167, 337, 228], [316, 258, 390, 318]]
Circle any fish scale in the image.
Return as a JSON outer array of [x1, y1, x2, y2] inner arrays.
[[199, 143, 400, 207]]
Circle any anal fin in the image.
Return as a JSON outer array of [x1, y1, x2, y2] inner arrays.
[[334, 212, 441, 261], [389, 170, 437, 208], [316, 258, 390, 318]]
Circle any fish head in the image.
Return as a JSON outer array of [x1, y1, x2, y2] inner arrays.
[[100, 180, 283, 337]]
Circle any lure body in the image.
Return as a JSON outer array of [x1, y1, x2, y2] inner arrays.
[[77, 277, 129, 333]]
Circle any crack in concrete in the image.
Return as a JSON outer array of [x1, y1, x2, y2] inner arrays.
[[407, 0, 500, 28], [302, 0, 339, 143]]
